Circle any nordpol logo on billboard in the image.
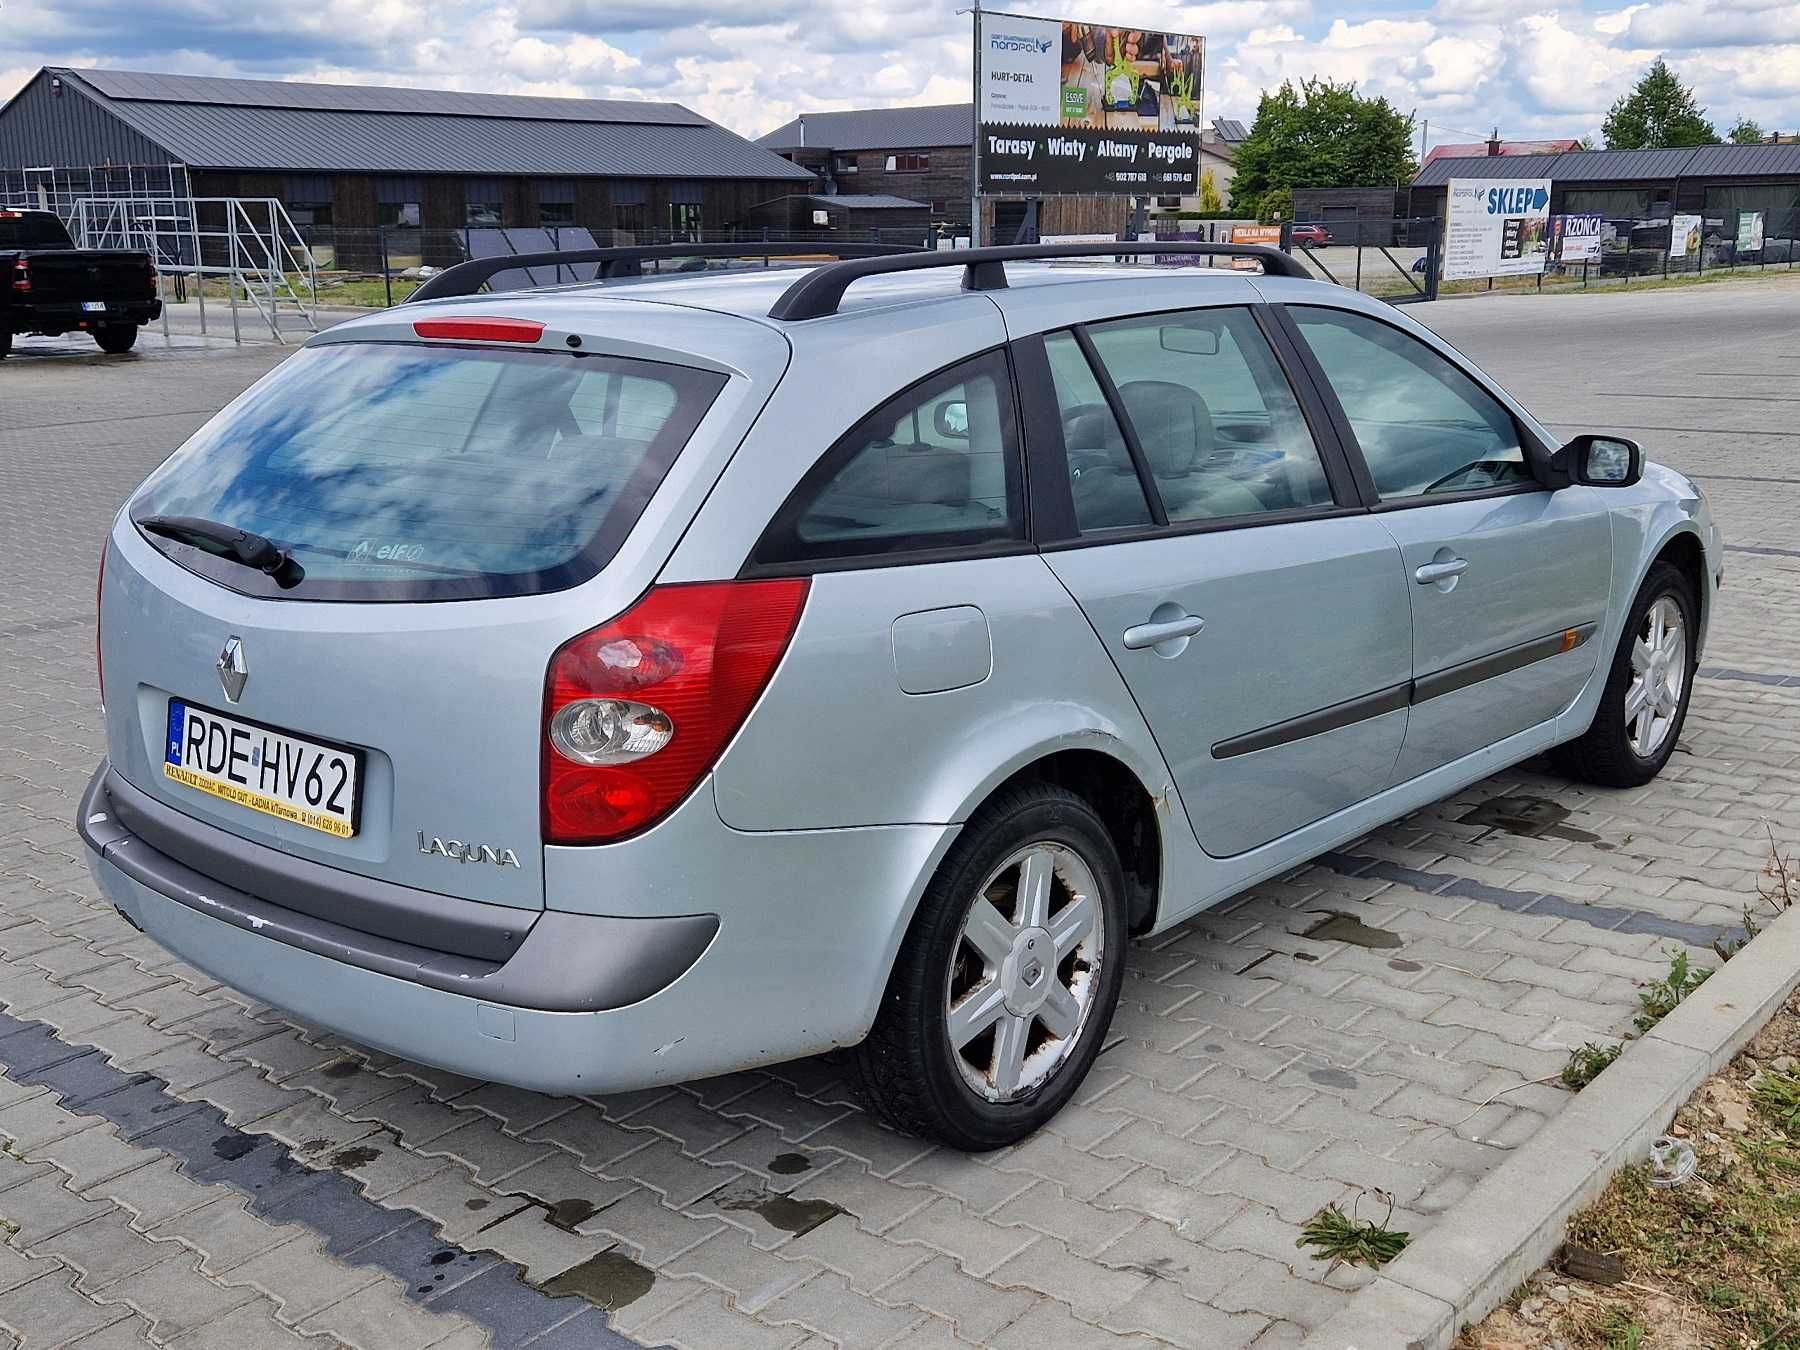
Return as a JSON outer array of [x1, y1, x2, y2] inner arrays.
[[976, 11, 1204, 195]]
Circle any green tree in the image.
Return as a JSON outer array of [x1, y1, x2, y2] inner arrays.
[[1198, 168, 1223, 213], [1602, 60, 1717, 148], [1728, 115, 1765, 144], [1230, 79, 1416, 222]]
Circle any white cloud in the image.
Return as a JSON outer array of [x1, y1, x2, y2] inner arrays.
[[0, 0, 1793, 146]]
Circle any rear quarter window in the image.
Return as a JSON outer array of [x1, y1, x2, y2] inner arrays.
[[130, 342, 726, 601]]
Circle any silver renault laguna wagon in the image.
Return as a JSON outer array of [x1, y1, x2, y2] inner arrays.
[[82, 242, 1722, 1149]]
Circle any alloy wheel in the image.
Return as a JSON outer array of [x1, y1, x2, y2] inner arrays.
[[1626, 595, 1687, 758], [944, 842, 1105, 1103]]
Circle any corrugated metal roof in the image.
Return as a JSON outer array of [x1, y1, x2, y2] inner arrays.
[[758, 104, 974, 151], [73, 68, 703, 126], [1411, 153, 1566, 186], [797, 194, 929, 209], [1684, 141, 1800, 177], [53, 68, 812, 180], [1413, 141, 1800, 187]]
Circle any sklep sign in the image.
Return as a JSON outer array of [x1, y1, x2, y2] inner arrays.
[[1443, 178, 1551, 281], [977, 12, 1204, 195]]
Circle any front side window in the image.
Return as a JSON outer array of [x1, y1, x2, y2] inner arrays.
[[755, 350, 1024, 564], [1083, 308, 1333, 522], [130, 344, 725, 601], [1291, 307, 1532, 500]]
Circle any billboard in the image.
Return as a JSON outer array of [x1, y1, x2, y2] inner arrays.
[[1738, 211, 1765, 252], [1548, 213, 1603, 265], [1443, 178, 1551, 281], [977, 12, 1204, 195]]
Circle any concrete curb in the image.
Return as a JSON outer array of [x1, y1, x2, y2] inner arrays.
[[1297, 898, 1800, 1350]]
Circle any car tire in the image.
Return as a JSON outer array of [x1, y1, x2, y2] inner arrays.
[[93, 324, 138, 355], [1550, 560, 1697, 788], [0, 328, 10, 360], [853, 781, 1128, 1151]]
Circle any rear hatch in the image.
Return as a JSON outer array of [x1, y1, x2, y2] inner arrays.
[[16, 250, 156, 304], [100, 298, 790, 909]]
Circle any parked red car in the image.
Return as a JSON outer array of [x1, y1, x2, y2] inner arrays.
[[1290, 223, 1332, 246]]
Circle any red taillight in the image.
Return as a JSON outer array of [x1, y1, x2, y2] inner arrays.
[[12, 260, 30, 293], [412, 317, 544, 343], [542, 579, 809, 844], [95, 545, 106, 707]]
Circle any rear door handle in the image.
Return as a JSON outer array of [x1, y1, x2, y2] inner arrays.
[[1414, 558, 1469, 585], [1122, 614, 1206, 650]]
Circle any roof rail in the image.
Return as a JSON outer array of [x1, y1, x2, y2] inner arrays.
[[406, 241, 924, 304], [765, 241, 1314, 322]]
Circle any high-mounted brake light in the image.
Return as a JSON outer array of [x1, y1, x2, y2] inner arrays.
[[412, 317, 544, 343], [542, 579, 809, 844]]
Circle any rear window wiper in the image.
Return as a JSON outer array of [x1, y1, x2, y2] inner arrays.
[[137, 515, 305, 588]]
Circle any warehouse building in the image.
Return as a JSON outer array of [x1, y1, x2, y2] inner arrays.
[[1408, 142, 1800, 246], [0, 66, 816, 264]]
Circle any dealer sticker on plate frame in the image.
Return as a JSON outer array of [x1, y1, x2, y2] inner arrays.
[[164, 698, 362, 838]]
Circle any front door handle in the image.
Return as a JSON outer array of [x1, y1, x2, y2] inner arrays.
[[1123, 613, 1206, 650], [1414, 558, 1469, 585]]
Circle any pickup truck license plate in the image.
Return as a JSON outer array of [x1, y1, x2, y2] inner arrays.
[[164, 699, 361, 838], [81, 301, 107, 313]]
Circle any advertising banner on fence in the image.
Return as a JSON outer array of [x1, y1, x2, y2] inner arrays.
[[1548, 213, 1603, 264], [1738, 211, 1765, 252], [1669, 213, 1702, 259], [1444, 178, 1551, 280], [977, 11, 1204, 195], [1230, 223, 1282, 269]]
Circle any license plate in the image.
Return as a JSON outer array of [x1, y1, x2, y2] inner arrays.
[[81, 301, 107, 313], [164, 699, 361, 838]]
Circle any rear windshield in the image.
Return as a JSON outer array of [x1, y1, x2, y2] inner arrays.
[[130, 342, 727, 601], [0, 212, 74, 248]]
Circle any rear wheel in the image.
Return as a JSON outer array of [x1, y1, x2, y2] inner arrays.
[[1550, 560, 1697, 787], [0, 328, 11, 360], [93, 323, 138, 354], [854, 782, 1127, 1150]]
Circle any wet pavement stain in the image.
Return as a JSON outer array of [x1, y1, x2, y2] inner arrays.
[[464, 1198, 489, 1211], [542, 1250, 657, 1310], [327, 1145, 380, 1170], [1460, 794, 1601, 844], [212, 1134, 257, 1161], [322, 1060, 361, 1079], [545, 1198, 600, 1232], [768, 1152, 812, 1176], [1388, 958, 1424, 973], [715, 1181, 843, 1237], [1302, 911, 1403, 950], [1308, 1068, 1359, 1089]]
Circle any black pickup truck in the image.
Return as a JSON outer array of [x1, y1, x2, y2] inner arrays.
[[0, 209, 161, 358]]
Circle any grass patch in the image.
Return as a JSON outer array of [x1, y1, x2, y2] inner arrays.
[[1459, 988, 1800, 1350], [1297, 1199, 1410, 1270], [1633, 948, 1712, 1034], [1562, 1042, 1624, 1092]]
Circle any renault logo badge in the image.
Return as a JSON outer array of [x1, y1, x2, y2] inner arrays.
[[217, 636, 248, 703]]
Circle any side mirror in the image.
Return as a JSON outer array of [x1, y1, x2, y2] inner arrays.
[[933, 400, 970, 439], [1550, 434, 1643, 488]]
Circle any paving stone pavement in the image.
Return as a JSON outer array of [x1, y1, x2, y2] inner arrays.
[[1, 278, 1797, 1348]]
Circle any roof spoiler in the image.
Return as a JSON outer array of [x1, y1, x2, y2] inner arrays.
[[405, 241, 924, 303]]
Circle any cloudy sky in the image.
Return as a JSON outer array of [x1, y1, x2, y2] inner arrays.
[[1, 0, 1793, 148]]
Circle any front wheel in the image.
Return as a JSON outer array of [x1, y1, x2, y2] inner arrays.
[[94, 323, 138, 354], [853, 782, 1127, 1150], [1550, 560, 1697, 787]]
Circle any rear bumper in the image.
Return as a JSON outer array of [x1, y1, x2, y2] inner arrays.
[[9, 299, 161, 332], [79, 762, 954, 1094]]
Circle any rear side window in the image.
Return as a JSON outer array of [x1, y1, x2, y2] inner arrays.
[[130, 343, 725, 601], [1082, 309, 1334, 522], [753, 350, 1025, 566], [1042, 331, 1153, 534]]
